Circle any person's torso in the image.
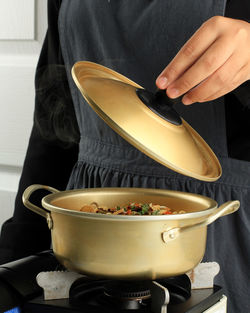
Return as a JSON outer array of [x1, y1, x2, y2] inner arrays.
[[58, 3, 250, 313]]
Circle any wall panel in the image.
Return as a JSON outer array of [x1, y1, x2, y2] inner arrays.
[[0, 0, 47, 230]]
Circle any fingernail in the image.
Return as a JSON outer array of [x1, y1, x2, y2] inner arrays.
[[167, 88, 179, 98], [182, 95, 192, 105], [156, 76, 168, 89]]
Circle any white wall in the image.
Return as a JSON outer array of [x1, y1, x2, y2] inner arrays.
[[0, 1, 47, 228]]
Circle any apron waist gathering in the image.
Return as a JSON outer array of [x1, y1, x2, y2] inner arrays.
[[78, 136, 250, 187]]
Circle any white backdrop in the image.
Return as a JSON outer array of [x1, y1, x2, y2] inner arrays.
[[0, 1, 47, 228]]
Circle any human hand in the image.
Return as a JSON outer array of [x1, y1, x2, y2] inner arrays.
[[156, 16, 250, 105]]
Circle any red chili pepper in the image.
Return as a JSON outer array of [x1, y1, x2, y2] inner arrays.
[[163, 210, 173, 215]]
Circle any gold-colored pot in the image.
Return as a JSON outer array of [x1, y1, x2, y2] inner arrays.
[[23, 185, 239, 280]]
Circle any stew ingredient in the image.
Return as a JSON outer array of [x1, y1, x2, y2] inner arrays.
[[80, 202, 186, 215]]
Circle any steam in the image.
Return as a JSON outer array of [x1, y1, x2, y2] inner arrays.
[[34, 65, 80, 147]]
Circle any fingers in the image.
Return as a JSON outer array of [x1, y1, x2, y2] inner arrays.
[[156, 17, 221, 89], [182, 52, 249, 104], [156, 16, 250, 105], [166, 35, 235, 100]]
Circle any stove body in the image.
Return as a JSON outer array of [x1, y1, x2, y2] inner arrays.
[[23, 283, 226, 313], [0, 251, 227, 313]]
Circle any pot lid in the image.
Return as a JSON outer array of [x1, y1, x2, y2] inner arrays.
[[72, 61, 222, 181]]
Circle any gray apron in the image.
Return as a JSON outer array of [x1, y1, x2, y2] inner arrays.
[[58, 1, 250, 312]]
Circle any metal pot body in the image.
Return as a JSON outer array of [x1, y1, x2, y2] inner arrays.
[[22, 186, 240, 280], [51, 212, 206, 280]]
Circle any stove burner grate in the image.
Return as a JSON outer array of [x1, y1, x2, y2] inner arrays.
[[69, 275, 191, 310], [103, 281, 151, 300]]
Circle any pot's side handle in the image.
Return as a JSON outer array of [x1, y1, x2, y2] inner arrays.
[[162, 200, 240, 243], [22, 184, 60, 219]]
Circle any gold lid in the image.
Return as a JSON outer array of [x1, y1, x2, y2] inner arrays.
[[72, 61, 222, 181]]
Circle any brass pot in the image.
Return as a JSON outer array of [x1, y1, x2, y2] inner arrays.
[[23, 185, 239, 280]]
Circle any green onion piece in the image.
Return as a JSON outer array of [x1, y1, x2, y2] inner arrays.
[[141, 204, 150, 215]]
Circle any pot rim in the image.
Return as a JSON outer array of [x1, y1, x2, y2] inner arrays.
[[42, 187, 218, 221]]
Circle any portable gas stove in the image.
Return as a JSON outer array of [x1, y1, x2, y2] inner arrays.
[[0, 251, 227, 313]]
